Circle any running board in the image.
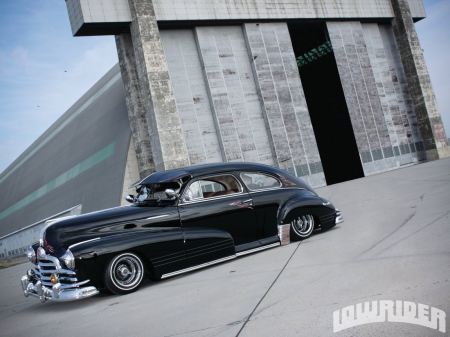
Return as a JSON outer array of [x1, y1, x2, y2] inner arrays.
[[160, 242, 281, 279], [161, 255, 236, 279], [236, 242, 280, 257]]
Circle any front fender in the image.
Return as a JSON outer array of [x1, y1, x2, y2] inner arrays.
[[70, 228, 185, 286]]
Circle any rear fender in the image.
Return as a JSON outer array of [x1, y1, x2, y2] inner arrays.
[[277, 194, 323, 226]]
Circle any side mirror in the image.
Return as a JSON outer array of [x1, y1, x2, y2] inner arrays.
[[165, 189, 178, 199], [125, 194, 135, 203]]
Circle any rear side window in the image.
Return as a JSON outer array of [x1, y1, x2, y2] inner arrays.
[[240, 172, 281, 190], [183, 174, 242, 201]]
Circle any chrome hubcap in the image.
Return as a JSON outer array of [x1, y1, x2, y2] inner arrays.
[[291, 215, 314, 237], [118, 265, 130, 277], [111, 254, 143, 290]]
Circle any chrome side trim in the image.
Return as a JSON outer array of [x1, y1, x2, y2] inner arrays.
[[146, 214, 170, 220], [181, 192, 245, 205], [69, 237, 100, 249], [248, 186, 306, 194], [248, 186, 282, 193], [161, 255, 236, 279], [236, 242, 280, 257], [278, 224, 291, 245]]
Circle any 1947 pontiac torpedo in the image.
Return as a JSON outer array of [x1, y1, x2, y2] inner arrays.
[[20, 162, 343, 302]]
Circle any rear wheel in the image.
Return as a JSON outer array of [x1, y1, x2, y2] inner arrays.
[[290, 215, 315, 240], [105, 252, 144, 295]]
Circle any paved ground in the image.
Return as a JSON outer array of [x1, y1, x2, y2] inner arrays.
[[0, 256, 28, 269], [1, 158, 449, 336]]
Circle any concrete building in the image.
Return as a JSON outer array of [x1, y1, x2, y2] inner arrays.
[[0, 0, 449, 258]]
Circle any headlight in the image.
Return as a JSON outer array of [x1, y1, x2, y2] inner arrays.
[[37, 247, 45, 259], [24, 246, 37, 264], [60, 249, 75, 270]]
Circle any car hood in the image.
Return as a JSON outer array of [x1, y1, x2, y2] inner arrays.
[[42, 205, 179, 255]]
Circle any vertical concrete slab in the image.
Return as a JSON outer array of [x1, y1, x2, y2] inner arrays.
[[391, 0, 450, 160], [160, 29, 223, 165], [115, 33, 155, 178], [195, 26, 274, 165], [327, 21, 370, 157], [243, 23, 325, 187], [327, 21, 392, 175], [273, 24, 323, 174], [127, 0, 189, 171], [378, 23, 426, 162], [362, 23, 414, 168]]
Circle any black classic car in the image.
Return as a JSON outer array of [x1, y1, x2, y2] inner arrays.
[[21, 162, 343, 302]]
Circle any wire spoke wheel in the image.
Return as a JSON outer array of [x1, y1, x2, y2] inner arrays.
[[106, 253, 144, 294], [291, 215, 314, 239]]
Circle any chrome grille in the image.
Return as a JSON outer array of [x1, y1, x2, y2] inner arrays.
[[35, 258, 77, 287]]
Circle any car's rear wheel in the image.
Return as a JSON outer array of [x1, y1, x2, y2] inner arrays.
[[290, 215, 315, 240], [105, 252, 144, 295]]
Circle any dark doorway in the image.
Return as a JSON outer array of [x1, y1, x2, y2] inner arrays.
[[288, 23, 364, 185]]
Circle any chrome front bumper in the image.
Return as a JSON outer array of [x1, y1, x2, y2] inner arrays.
[[335, 210, 344, 224], [21, 276, 99, 302]]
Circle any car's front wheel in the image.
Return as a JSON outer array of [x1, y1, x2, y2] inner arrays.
[[290, 215, 315, 240], [104, 252, 144, 295]]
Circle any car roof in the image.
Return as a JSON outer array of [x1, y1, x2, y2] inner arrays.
[[131, 162, 283, 186]]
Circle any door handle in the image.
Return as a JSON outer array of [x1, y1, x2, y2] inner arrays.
[[243, 199, 253, 204]]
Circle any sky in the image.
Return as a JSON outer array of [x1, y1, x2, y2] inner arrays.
[[0, 0, 449, 174]]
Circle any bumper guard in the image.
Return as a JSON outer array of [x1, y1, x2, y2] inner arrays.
[[21, 276, 99, 302], [335, 210, 344, 224]]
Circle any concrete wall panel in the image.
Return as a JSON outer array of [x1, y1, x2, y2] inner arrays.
[[195, 26, 274, 165], [379, 23, 426, 162], [244, 23, 324, 187], [328, 21, 397, 175], [364, 23, 424, 166], [161, 30, 224, 165]]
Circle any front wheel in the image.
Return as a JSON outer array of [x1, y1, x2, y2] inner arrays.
[[104, 252, 145, 295], [290, 215, 315, 240]]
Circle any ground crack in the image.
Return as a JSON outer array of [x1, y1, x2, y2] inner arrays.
[[356, 211, 416, 259], [235, 242, 302, 336]]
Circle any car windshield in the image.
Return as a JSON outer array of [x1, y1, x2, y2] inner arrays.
[[135, 182, 181, 203]]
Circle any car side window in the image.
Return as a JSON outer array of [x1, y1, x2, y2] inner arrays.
[[240, 172, 281, 190], [183, 174, 242, 202], [184, 181, 203, 201]]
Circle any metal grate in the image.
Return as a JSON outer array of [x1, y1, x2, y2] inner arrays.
[[410, 142, 416, 153], [360, 151, 373, 163], [35, 258, 77, 288], [383, 147, 394, 158], [287, 167, 296, 176], [372, 149, 383, 161], [295, 164, 310, 177], [309, 162, 324, 174], [394, 146, 400, 156], [400, 144, 410, 155], [415, 141, 424, 152]]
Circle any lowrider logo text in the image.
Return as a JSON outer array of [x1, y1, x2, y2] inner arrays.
[[333, 300, 446, 333]]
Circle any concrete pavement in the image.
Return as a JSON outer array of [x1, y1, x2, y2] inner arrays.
[[1, 158, 449, 336]]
